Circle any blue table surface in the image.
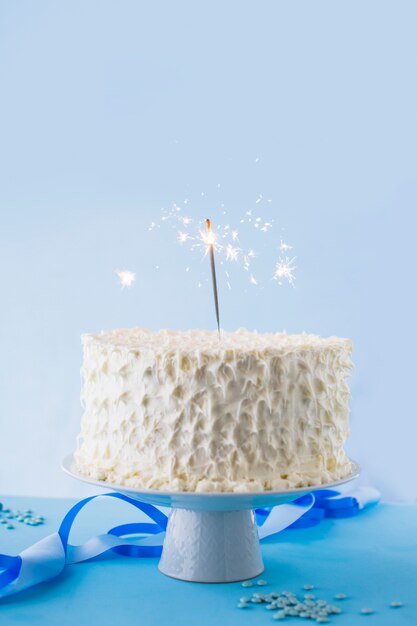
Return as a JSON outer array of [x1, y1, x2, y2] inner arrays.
[[0, 496, 416, 626]]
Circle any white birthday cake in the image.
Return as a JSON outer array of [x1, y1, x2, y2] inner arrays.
[[74, 328, 353, 492]]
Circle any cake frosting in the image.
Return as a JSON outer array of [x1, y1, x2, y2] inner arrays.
[[74, 328, 353, 492]]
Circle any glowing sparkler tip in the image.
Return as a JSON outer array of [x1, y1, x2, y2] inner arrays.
[[202, 218, 216, 246], [116, 269, 136, 288]]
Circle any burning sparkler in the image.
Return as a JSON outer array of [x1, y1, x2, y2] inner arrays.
[[205, 218, 221, 336], [150, 188, 297, 291]]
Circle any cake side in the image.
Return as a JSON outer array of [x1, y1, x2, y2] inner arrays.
[[74, 328, 353, 492]]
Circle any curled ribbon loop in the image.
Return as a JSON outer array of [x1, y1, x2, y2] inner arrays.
[[0, 493, 168, 599]]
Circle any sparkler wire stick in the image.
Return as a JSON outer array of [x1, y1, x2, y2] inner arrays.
[[205, 218, 221, 336]]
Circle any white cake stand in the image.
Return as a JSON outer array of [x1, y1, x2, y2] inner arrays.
[[62, 455, 360, 583]]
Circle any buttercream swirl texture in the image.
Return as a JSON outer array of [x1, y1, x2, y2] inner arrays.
[[74, 328, 353, 492]]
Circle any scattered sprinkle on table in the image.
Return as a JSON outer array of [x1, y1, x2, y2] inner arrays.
[[334, 593, 347, 600], [236, 580, 406, 621], [360, 607, 374, 615], [236, 586, 343, 622], [0, 504, 46, 529]]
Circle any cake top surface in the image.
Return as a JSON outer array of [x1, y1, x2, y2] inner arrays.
[[83, 327, 352, 354]]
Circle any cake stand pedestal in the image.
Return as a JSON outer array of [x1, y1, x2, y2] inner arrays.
[[160, 508, 262, 582], [62, 455, 360, 583]]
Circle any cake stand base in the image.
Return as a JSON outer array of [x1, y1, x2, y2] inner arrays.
[[62, 455, 360, 584], [158, 508, 263, 583]]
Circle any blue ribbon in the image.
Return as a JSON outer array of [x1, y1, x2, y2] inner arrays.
[[0, 493, 168, 599], [0, 485, 379, 600]]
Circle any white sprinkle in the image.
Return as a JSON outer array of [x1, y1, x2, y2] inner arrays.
[[360, 607, 374, 615], [390, 601, 403, 608]]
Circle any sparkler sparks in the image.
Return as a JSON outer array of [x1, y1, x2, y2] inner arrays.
[[280, 239, 293, 253], [177, 231, 190, 244], [273, 256, 297, 286], [225, 244, 240, 261], [149, 189, 297, 291], [116, 270, 136, 288]]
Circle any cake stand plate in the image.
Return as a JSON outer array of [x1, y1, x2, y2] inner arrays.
[[62, 455, 360, 583]]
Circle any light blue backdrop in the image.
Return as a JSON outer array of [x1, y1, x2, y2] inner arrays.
[[0, 1, 416, 500]]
